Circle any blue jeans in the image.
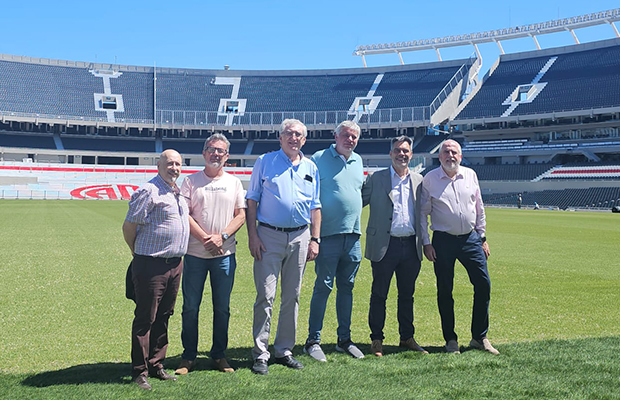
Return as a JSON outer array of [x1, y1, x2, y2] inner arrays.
[[307, 234, 362, 343], [181, 254, 236, 361]]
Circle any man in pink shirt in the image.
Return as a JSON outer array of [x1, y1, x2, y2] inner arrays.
[[175, 134, 246, 375], [419, 140, 499, 355]]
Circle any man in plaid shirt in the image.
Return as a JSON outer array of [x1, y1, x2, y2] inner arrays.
[[123, 149, 190, 390]]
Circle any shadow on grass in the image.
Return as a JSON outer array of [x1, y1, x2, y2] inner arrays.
[[21, 362, 131, 387], [19, 341, 434, 388], [20, 347, 256, 388]]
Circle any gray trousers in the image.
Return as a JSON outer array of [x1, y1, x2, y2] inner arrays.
[[252, 224, 309, 360]]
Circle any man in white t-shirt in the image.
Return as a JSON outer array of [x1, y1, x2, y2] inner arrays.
[[175, 134, 246, 375]]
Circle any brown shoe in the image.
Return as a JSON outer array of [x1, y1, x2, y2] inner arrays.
[[151, 368, 177, 381], [399, 337, 429, 354], [214, 358, 234, 373], [134, 375, 152, 390], [371, 339, 383, 357], [175, 359, 195, 375]]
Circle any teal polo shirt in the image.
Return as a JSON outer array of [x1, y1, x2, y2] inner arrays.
[[311, 144, 364, 237]]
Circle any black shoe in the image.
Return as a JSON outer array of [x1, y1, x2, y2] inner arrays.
[[150, 368, 177, 381], [251, 359, 269, 375], [134, 375, 152, 390], [274, 355, 303, 370]]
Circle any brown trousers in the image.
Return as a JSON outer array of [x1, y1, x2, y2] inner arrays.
[[131, 254, 182, 378]]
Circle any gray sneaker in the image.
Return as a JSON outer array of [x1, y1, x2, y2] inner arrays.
[[335, 340, 365, 359], [303, 341, 327, 362]]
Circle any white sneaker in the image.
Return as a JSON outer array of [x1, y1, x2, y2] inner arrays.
[[445, 340, 460, 354], [335, 340, 365, 359], [303, 341, 327, 362], [470, 338, 500, 355]]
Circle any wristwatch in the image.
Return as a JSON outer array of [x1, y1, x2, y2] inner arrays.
[[222, 233, 230, 241], [480, 235, 487, 243], [311, 236, 321, 244]]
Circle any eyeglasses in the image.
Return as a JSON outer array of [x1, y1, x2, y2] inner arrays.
[[205, 147, 228, 155]]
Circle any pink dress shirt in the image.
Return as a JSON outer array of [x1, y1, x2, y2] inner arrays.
[[419, 165, 486, 246]]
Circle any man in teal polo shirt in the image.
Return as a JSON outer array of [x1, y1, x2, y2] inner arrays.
[[304, 120, 365, 361]]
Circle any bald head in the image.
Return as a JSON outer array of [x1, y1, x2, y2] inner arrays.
[[440, 139, 462, 154], [157, 149, 183, 185]]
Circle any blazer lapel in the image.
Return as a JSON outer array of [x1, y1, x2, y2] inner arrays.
[[409, 171, 417, 202], [381, 169, 393, 204]]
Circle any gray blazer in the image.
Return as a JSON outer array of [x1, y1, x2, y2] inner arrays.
[[361, 168, 424, 262]]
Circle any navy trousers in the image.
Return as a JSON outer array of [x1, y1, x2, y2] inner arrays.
[[432, 230, 491, 343], [368, 235, 421, 341]]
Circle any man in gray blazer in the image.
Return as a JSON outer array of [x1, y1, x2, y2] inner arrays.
[[361, 135, 427, 357]]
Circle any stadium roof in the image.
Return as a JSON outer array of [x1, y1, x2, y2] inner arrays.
[[354, 8, 620, 65]]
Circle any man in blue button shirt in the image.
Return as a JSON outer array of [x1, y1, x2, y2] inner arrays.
[[304, 121, 365, 362], [246, 119, 321, 375]]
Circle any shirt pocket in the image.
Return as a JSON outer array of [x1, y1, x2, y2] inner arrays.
[[294, 173, 314, 201]]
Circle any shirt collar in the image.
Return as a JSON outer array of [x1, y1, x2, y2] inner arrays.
[[277, 148, 305, 165], [328, 144, 356, 163], [438, 165, 463, 180], [155, 174, 179, 194], [390, 165, 409, 181]]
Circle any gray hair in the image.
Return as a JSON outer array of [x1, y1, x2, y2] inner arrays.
[[335, 120, 361, 137], [203, 133, 230, 152], [280, 119, 307, 137], [390, 135, 413, 150]]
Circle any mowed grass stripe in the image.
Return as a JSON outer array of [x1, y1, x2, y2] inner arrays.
[[0, 201, 618, 399]]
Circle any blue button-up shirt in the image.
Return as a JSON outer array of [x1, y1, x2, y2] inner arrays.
[[246, 149, 321, 228], [125, 174, 190, 258]]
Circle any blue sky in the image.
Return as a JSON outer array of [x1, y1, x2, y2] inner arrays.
[[2, 1, 618, 72]]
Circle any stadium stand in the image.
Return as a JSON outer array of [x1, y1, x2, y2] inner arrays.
[[0, 133, 56, 149], [421, 163, 554, 181], [0, 56, 469, 129], [0, 60, 105, 119], [455, 38, 620, 121], [1, 32, 619, 207], [483, 187, 620, 210], [62, 136, 156, 152]]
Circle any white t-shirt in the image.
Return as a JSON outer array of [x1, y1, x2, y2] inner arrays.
[[180, 170, 246, 259]]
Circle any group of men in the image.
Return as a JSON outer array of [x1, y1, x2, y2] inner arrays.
[[122, 118, 499, 390]]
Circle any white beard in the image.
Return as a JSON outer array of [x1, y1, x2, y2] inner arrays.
[[442, 160, 459, 172]]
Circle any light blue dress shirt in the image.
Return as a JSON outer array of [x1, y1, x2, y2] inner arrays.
[[246, 149, 321, 228]]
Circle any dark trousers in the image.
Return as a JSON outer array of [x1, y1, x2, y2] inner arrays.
[[131, 254, 182, 378], [368, 236, 421, 341], [432, 230, 491, 343]]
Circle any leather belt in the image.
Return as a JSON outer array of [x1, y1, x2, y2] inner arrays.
[[390, 235, 415, 242], [436, 230, 473, 239], [259, 222, 307, 233]]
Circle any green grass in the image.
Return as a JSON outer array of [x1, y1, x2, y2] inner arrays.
[[0, 201, 619, 399]]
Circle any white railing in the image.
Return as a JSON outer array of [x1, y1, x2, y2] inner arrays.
[[0, 106, 433, 129]]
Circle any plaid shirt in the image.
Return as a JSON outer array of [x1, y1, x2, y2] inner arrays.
[[125, 174, 190, 258]]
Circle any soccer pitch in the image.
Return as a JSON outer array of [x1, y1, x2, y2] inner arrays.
[[0, 201, 619, 399]]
